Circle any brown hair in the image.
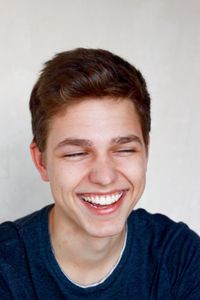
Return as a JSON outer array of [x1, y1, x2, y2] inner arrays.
[[29, 48, 151, 151]]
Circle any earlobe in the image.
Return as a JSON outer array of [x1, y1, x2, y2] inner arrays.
[[30, 142, 49, 181]]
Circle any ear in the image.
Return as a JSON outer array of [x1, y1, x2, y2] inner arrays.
[[30, 142, 49, 181], [145, 134, 150, 157], [145, 135, 150, 171]]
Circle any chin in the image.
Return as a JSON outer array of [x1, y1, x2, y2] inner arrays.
[[87, 222, 125, 239]]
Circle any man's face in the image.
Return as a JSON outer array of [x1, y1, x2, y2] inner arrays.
[[33, 98, 148, 238]]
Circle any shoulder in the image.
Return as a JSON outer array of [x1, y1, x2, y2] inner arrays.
[[0, 205, 52, 298], [0, 205, 52, 269], [129, 208, 182, 227], [0, 221, 22, 257], [128, 208, 200, 272], [129, 208, 200, 242], [0, 205, 50, 244], [129, 209, 200, 299], [0, 220, 27, 297]]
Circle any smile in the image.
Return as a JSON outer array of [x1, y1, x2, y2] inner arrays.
[[79, 191, 125, 206]]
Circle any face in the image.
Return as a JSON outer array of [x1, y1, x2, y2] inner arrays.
[[31, 98, 148, 238]]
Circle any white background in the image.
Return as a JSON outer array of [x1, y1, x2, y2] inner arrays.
[[0, 0, 200, 233]]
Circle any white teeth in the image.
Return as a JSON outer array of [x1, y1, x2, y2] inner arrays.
[[81, 192, 123, 205]]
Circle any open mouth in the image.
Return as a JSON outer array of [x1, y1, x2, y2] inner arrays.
[[78, 190, 126, 208]]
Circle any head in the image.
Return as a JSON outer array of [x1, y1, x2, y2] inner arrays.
[[29, 48, 151, 152], [29, 48, 151, 238]]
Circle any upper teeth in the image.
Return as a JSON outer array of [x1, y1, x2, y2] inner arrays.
[[81, 192, 123, 205]]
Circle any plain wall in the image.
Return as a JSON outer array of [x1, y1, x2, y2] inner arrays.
[[0, 0, 200, 233]]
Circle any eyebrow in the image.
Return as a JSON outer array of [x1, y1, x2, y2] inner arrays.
[[55, 134, 142, 150], [111, 134, 142, 145], [55, 138, 93, 149]]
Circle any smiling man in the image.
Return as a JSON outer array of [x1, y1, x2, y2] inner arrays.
[[0, 48, 200, 299]]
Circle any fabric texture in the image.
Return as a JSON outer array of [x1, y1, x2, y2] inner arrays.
[[0, 205, 200, 299]]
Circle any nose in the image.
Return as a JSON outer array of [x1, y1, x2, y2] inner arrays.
[[88, 154, 118, 186]]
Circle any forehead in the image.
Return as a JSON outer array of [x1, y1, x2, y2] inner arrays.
[[47, 98, 143, 146]]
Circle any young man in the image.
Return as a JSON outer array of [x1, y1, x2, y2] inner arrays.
[[0, 48, 199, 299]]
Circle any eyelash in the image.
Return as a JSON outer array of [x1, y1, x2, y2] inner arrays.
[[64, 152, 87, 158], [64, 149, 137, 158], [116, 149, 136, 153]]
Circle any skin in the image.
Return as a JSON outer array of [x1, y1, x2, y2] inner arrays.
[[30, 98, 148, 285]]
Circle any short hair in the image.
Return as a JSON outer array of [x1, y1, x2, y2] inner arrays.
[[29, 48, 151, 151]]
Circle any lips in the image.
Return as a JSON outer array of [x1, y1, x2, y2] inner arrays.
[[77, 189, 127, 210]]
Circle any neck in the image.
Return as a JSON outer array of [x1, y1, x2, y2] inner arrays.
[[49, 206, 126, 286]]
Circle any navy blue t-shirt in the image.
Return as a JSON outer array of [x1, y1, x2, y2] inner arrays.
[[0, 205, 200, 299]]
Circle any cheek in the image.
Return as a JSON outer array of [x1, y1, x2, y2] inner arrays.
[[47, 160, 89, 192], [118, 157, 147, 180]]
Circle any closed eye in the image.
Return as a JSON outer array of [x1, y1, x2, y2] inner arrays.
[[114, 148, 138, 156], [64, 152, 88, 158], [116, 149, 137, 153]]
